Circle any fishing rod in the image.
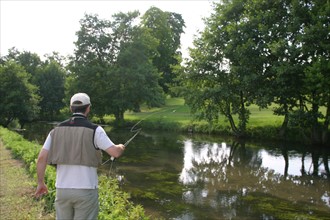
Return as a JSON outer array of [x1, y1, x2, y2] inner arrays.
[[101, 117, 144, 166], [104, 117, 143, 175], [103, 108, 176, 173], [102, 127, 141, 165]]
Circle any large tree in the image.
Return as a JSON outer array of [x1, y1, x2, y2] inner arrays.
[[69, 13, 120, 118], [5, 47, 42, 79], [182, 0, 257, 136], [106, 12, 164, 122], [34, 59, 66, 119], [0, 61, 40, 128], [3, 48, 66, 120], [181, 0, 329, 143], [69, 12, 164, 123], [141, 7, 185, 94], [298, 0, 330, 144]]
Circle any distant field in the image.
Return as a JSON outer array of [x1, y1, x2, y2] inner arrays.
[[247, 104, 284, 127], [101, 97, 327, 142], [123, 97, 284, 128]]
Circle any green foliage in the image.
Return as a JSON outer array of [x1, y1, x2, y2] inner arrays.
[[180, 0, 329, 144], [246, 126, 279, 141], [34, 60, 66, 119], [0, 127, 148, 219], [0, 127, 56, 212], [0, 61, 40, 127], [1, 48, 67, 122], [98, 176, 149, 220], [141, 7, 185, 94], [5, 48, 42, 76], [120, 97, 328, 143], [1, 2, 328, 145], [70, 12, 165, 123]]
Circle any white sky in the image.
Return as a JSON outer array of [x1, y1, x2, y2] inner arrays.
[[0, 0, 215, 60]]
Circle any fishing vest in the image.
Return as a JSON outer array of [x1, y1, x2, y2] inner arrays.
[[47, 114, 102, 167]]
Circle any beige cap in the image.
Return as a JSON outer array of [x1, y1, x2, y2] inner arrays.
[[70, 93, 91, 106]]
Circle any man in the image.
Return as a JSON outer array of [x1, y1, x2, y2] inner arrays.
[[35, 93, 125, 220]]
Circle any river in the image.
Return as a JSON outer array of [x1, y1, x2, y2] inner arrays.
[[23, 122, 330, 219]]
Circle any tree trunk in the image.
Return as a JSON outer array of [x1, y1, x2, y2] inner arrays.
[[114, 109, 125, 126], [4, 117, 14, 128], [301, 151, 306, 176], [227, 113, 243, 137], [311, 152, 320, 176], [311, 102, 322, 145], [279, 113, 289, 138], [322, 98, 330, 146], [238, 90, 248, 135], [323, 154, 330, 178], [282, 147, 289, 179]]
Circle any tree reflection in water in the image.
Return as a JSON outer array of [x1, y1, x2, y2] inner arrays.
[[179, 139, 330, 218], [20, 124, 330, 219]]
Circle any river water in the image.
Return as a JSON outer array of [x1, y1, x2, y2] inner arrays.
[[23, 123, 330, 219]]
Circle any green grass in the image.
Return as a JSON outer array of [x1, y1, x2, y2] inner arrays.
[[100, 97, 328, 143], [0, 140, 54, 219], [247, 104, 284, 127], [124, 97, 193, 124], [120, 97, 284, 128], [0, 127, 150, 220], [100, 97, 284, 132]]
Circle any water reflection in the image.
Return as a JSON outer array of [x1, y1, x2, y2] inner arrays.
[[180, 141, 230, 184], [19, 123, 330, 219], [179, 139, 330, 218]]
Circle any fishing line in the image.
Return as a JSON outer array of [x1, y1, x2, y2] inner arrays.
[[104, 107, 177, 175]]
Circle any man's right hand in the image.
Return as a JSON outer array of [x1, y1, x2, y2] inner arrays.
[[105, 144, 126, 159], [35, 182, 48, 198]]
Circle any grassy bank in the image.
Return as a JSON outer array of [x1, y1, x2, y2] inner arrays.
[[98, 98, 295, 141], [97, 97, 329, 144], [0, 127, 150, 220], [124, 97, 283, 129], [0, 139, 53, 219]]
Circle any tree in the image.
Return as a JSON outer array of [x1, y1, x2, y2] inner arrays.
[[298, 0, 330, 144], [5, 47, 42, 78], [105, 12, 164, 123], [182, 0, 255, 137], [34, 60, 66, 119], [44, 51, 67, 67], [141, 7, 185, 94], [181, 0, 329, 143], [3, 48, 67, 120], [0, 61, 40, 128], [69, 13, 116, 117], [70, 12, 164, 123]]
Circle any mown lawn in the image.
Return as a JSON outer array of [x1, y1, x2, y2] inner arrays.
[[247, 104, 284, 127], [125, 97, 193, 124], [121, 97, 284, 128], [100, 97, 327, 143]]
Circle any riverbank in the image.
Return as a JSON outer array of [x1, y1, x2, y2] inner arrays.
[[95, 97, 328, 146], [0, 139, 54, 219], [0, 126, 150, 219]]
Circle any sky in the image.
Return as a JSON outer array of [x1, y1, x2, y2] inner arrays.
[[0, 0, 215, 60]]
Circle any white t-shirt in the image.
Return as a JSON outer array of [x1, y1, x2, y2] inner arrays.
[[43, 126, 114, 189]]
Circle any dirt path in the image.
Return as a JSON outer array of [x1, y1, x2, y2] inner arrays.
[[0, 140, 54, 219]]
